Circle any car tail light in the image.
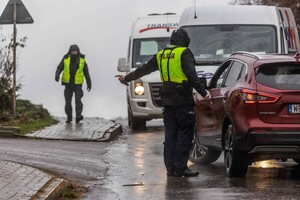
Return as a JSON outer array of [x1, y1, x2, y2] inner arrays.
[[240, 89, 279, 104]]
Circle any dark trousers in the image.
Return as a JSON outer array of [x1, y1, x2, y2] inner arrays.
[[64, 85, 83, 120], [163, 105, 195, 174]]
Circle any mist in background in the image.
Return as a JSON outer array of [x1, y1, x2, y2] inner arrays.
[[0, 0, 230, 119]]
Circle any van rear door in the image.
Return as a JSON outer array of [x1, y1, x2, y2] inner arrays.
[[277, 7, 300, 53]]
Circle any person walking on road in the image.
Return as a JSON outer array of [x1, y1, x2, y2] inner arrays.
[[116, 28, 211, 177], [55, 44, 92, 123]]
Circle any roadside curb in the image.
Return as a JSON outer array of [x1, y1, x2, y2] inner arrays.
[[1, 119, 123, 142], [98, 122, 123, 142], [32, 178, 69, 200], [0, 126, 20, 138], [0, 160, 69, 200], [24, 118, 123, 142]]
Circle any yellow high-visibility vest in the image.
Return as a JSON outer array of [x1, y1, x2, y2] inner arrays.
[[62, 56, 85, 84], [156, 46, 188, 83]]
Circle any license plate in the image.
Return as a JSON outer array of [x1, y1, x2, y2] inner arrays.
[[288, 104, 300, 114]]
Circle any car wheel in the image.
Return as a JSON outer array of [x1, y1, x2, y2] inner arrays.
[[190, 130, 221, 164], [293, 159, 300, 164], [128, 105, 146, 130], [224, 124, 248, 177]]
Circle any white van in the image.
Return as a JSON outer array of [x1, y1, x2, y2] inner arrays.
[[179, 5, 300, 80], [118, 13, 180, 130]]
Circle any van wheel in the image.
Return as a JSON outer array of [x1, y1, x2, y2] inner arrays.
[[127, 105, 132, 127], [190, 130, 221, 164], [128, 105, 146, 130], [224, 124, 248, 177], [293, 159, 300, 164], [132, 118, 146, 130]]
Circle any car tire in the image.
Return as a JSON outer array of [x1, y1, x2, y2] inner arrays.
[[224, 124, 248, 177], [190, 130, 221, 164], [128, 105, 146, 130], [293, 159, 300, 164]]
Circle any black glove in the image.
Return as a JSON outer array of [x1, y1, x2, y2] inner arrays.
[[115, 75, 129, 86], [55, 76, 59, 82], [87, 85, 91, 92]]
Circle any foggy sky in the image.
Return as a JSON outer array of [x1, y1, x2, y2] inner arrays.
[[0, 0, 230, 119]]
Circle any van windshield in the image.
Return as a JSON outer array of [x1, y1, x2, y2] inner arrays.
[[184, 25, 277, 65], [133, 38, 170, 68]]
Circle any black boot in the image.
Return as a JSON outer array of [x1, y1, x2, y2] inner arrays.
[[174, 168, 199, 177], [167, 171, 174, 177], [66, 116, 72, 123], [76, 115, 83, 123]]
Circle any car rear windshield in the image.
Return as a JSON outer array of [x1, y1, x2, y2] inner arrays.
[[256, 64, 300, 90]]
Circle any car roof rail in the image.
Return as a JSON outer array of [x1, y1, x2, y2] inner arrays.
[[231, 51, 262, 59]]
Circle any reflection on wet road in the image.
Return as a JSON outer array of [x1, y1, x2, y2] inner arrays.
[[101, 120, 300, 200]]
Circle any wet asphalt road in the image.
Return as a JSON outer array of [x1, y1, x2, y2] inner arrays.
[[1, 120, 300, 199]]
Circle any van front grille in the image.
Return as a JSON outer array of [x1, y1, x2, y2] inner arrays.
[[149, 83, 163, 107]]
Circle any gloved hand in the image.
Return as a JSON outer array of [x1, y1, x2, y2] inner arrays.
[[115, 75, 129, 86], [55, 76, 59, 82], [87, 85, 91, 92], [204, 90, 212, 100]]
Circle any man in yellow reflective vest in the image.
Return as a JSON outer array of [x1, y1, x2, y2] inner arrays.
[[55, 45, 92, 123], [116, 29, 211, 177]]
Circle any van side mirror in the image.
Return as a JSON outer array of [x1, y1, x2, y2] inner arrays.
[[199, 77, 207, 89], [117, 58, 130, 72]]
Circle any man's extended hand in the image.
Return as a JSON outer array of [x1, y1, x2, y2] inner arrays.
[[55, 76, 59, 82], [87, 85, 91, 92], [204, 90, 212, 100], [115, 75, 129, 86]]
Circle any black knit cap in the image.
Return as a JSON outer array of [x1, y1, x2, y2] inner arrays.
[[170, 28, 191, 47], [69, 44, 80, 53]]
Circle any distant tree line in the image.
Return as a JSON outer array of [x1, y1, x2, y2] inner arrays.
[[0, 31, 26, 115], [231, 0, 300, 35]]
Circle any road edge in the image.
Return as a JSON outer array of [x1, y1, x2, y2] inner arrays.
[[0, 126, 20, 138], [32, 178, 69, 200], [98, 123, 123, 142]]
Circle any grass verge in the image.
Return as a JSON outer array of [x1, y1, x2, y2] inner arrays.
[[11, 118, 57, 134], [0, 99, 58, 135], [60, 184, 88, 200]]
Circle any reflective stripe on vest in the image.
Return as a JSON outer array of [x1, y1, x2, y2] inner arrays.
[[62, 57, 85, 84], [156, 46, 188, 83]]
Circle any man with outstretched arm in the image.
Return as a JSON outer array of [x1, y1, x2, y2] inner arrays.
[[116, 28, 211, 177]]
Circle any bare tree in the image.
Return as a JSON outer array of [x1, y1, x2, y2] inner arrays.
[[0, 31, 26, 113]]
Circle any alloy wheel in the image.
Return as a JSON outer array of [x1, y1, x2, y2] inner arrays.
[[190, 133, 208, 160], [225, 125, 234, 174]]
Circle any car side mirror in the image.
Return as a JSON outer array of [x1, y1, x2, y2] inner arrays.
[[199, 77, 207, 89], [117, 57, 130, 72]]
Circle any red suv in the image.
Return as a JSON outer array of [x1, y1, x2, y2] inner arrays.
[[190, 52, 300, 177]]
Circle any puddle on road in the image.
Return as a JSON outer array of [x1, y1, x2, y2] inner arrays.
[[251, 160, 284, 169]]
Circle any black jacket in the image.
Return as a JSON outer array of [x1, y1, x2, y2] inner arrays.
[[55, 45, 92, 88], [125, 29, 207, 106]]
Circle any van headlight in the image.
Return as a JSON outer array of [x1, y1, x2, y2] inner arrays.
[[134, 80, 145, 96]]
